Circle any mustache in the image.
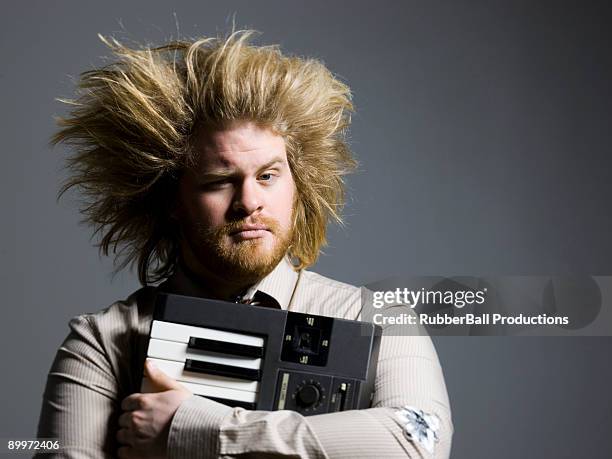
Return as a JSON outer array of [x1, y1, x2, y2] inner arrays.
[[195, 216, 281, 238]]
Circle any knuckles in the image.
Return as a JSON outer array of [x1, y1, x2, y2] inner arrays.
[[131, 411, 148, 426], [136, 395, 151, 410]]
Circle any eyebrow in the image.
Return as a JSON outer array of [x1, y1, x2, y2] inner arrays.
[[256, 157, 287, 173], [197, 157, 287, 182]]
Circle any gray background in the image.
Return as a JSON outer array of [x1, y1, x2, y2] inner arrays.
[[2, 1, 611, 457]]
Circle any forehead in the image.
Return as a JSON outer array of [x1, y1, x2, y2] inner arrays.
[[190, 121, 287, 171]]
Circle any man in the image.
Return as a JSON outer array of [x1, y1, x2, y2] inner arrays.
[[37, 31, 453, 458]]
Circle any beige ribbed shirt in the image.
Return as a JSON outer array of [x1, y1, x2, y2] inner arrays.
[[37, 257, 453, 458]]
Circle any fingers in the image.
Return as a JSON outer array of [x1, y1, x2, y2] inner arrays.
[[144, 359, 182, 391], [118, 446, 144, 459], [116, 427, 132, 446], [118, 411, 133, 428], [121, 394, 144, 411]]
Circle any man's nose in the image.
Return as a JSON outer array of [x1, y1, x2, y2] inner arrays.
[[232, 179, 263, 216]]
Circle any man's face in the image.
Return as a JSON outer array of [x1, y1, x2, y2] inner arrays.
[[175, 121, 297, 285]]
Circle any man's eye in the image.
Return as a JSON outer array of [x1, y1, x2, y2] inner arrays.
[[259, 173, 275, 182], [200, 180, 230, 190]]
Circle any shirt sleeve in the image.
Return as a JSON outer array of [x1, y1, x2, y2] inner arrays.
[[167, 316, 453, 459], [35, 314, 121, 458]]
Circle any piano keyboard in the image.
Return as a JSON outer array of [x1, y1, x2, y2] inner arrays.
[[142, 320, 265, 408], [142, 293, 382, 414]]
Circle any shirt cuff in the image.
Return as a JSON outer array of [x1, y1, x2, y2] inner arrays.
[[167, 395, 233, 459]]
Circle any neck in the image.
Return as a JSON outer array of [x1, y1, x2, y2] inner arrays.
[[178, 250, 259, 301]]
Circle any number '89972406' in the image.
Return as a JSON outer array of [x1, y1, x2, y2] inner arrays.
[[6, 439, 60, 451]]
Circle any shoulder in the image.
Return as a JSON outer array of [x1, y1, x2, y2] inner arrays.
[[290, 269, 366, 320], [71, 286, 157, 337], [63, 286, 158, 392]]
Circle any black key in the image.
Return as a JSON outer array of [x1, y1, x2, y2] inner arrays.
[[185, 359, 262, 381], [188, 337, 264, 358]]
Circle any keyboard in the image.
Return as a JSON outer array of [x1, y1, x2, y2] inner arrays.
[[141, 293, 382, 415]]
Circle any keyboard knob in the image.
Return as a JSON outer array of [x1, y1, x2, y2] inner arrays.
[[295, 383, 321, 408]]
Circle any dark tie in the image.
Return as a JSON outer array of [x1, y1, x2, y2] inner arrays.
[[236, 290, 281, 309]]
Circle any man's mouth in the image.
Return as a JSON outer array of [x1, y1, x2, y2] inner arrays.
[[229, 224, 271, 240]]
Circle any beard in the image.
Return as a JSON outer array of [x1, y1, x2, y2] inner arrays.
[[181, 214, 294, 285]]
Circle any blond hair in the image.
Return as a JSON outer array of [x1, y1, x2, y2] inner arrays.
[[54, 30, 356, 285]]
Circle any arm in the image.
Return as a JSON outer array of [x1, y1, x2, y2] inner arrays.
[[167, 331, 453, 458], [35, 314, 121, 458]]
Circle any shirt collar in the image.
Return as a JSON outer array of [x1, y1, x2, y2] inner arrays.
[[160, 256, 299, 310], [248, 256, 299, 309]]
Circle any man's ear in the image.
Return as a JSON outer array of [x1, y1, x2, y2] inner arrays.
[[166, 174, 184, 222], [169, 198, 183, 222], [168, 198, 185, 243]]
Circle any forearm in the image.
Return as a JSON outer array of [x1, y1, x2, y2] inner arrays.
[[168, 396, 451, 459], [169, 395, 326, 458], [308, 406, 452, 458]]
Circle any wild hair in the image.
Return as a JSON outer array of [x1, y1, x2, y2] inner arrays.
[[53, 30, 356, 285]]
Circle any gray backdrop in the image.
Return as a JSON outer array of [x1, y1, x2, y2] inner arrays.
[[2, 1, 611, 457]]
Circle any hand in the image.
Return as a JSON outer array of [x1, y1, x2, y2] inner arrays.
[[117, 359, 192, 459]]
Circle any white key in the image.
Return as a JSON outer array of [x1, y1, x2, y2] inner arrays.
[[151, 320, 264, 347], [141, 377, 257, 403], [147, 358, 260, 392], [147, 338, 262, 369]]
